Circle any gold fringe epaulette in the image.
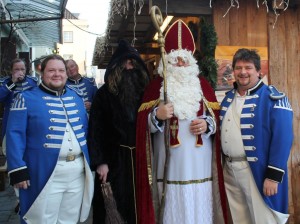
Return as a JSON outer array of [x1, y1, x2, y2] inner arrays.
[[207, 101, 220, 110], [138, 99, 160, 112]]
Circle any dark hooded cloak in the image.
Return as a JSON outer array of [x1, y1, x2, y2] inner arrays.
[[88, 39, 149, 224]]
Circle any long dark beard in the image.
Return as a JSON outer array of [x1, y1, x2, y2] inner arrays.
[[118, 68, 149, 121]]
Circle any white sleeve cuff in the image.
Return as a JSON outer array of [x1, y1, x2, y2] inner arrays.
[[198, 115, 216, 138], [148, 107, 164, 133]]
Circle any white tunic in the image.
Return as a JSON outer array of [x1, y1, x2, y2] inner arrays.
[[151, 117, 213, 224]]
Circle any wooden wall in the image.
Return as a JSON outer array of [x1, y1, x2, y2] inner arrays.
[[268, 8, 300, 224], [213, 0, 300, 223], [213, 0, 268, 47]]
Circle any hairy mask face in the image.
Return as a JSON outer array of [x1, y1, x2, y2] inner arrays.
[[118, 68, 147, 107], [108, 59, 149, 120], [108, 59, 148, 97]]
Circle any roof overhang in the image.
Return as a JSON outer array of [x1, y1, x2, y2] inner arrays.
[[92, 0, 212, 69], [1, 0, 68, 48]]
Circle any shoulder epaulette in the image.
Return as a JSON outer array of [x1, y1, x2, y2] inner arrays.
[[138, 99, 160, 112], [207, 101, 220, 110], [0, 76, 10, 83], [66, 85, 84, 97], [26, 75, 38, 82], [83, 76, 95, 83], [13, 85, 35, 94], [268, 85, 285, 100]]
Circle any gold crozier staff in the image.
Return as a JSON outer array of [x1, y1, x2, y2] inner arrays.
[[150, 6, 169, 224]]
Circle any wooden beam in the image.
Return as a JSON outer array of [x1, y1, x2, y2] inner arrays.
[[153, 0, 212, 15]]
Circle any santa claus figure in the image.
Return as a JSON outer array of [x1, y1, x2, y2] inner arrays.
[[136, 19, 228, 224]]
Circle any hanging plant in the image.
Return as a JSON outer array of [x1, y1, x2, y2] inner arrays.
[[196, 17, 218, 89]]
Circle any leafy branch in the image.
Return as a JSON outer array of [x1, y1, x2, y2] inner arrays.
[[196, 18, 218, 89]]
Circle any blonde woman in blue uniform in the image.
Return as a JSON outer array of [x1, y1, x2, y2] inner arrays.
[[0, 59, 38, 153], [0, 58, 38, 213]]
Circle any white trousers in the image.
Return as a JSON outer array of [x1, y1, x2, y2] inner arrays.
[[224, 161, 289, 224], [44, 157, 85, 224]]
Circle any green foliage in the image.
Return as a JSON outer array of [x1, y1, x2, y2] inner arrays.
[[196, 17, 218, 89], [198, 56, 218, 89]]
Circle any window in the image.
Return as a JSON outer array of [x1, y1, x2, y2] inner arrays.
[[63, 54, 73, 60], [63, 31, 73, 43]]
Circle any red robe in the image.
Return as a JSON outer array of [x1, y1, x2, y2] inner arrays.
[[136, 76, 228, 224]]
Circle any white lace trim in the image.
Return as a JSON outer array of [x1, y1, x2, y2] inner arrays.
[[163, 182, 213, 224]]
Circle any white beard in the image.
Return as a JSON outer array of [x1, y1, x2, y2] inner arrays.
[[159, 63, 202, 120]]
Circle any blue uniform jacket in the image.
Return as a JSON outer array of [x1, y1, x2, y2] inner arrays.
[[220, 80, 293, 214], [0, 76, 38, 138], [66, 76, 98, 103], [6, 83, 90, 219]]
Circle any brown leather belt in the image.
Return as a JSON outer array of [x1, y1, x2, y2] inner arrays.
[[223, 153, 247, 162]]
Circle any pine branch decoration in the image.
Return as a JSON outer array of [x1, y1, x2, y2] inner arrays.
[[196, 18, 218, 89]]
